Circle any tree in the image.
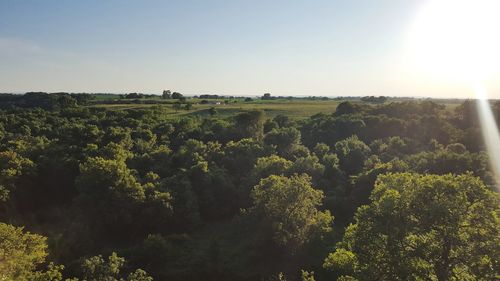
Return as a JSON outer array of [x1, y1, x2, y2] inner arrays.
[[313, 143, 330, 159], [76, 157, 145, 202], [75, 156, 172, 240], [252, 155, 292, 181], [234, 110, 265, 140], [55, 93, 78, 108], [264, 127, 301, 158], [208, 107, 217, 116], [223, 138, 266, 178], [262, 93, 272, 100], [446, 142, 467, 154], [0, 223, 47, 280], [250, 174, 333, 252], [360, 96, 387, 103], [334, 101, 362, 116], [171, 92, 183, 99], [0, 150, 35, 203], [263, 119, 278, 133], [0, 223, 74, 281], [273, 114, 290, 127], [125, 93, 142, 99], [172, 102, 182, 112], [300, 114, 366, 147], [324, 173, 500, 281], [81, 252, 153, 281], [0, 92, 76, 110], [454, 100, 479, 129], [404, 147, 492, 184], [289, 155, 325, 184], [29, 263, 66, 281], [334, 135, 371, 175], [162, 90, 171, 99], [0, 229, 153, 281]]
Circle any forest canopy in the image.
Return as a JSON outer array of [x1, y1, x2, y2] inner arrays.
[[0, 95, 499, 281]]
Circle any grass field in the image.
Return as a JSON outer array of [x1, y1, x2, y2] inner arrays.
[[88, 97, 466, 119], [90, 99, 343, 119]]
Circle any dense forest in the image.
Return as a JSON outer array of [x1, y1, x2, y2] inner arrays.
[[0, 93, 499, 281]]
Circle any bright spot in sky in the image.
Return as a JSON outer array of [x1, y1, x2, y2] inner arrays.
[[408, 0, 500, 189], [408, 0, 500, 82]]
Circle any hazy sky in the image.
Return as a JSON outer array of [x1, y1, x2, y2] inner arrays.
[[1, 0, 499, 97]]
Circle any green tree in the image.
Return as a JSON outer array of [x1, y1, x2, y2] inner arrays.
[[223, 138, 266, 178], [76, 157, 145, 201], [0, 223, 47, 280], [76, 156, 172, 240], [324, 173, 500, 281], [273, 114, 291, 128], [264, 127, 301, 158], [0, 150, 35, 202], [252, 155, 293, 182], [29, 263, 67, 281], [234, 110, 265, 140], [81, 252, 152, 281], [334, 101, 362, 116], [263, 119, 278, 133], [313, 143, 330, 159], [171, 92, 183, 99], [334, 135, 371, 175], [162, 90, 171, 99], [208, 107, 217, 116], [290, 155, 325, 185], [262, 93, 272, 100], [172, 102, 182, 112], [250, 174, 333, 252]]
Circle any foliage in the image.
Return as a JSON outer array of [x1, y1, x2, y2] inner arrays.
[[81, 252, 153, 281], [0, 223, 47, 280], [250, 174, 333, 252], [324, 173, 500, 281], [264, 127, 301, 158], [0, 98, 498, 280], [0, 150, 35, 203], [334, 135, 371, 175]]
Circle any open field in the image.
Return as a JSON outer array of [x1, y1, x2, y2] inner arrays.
[[90, 99, 343, 119], [88, 97, 468, 119], [184, 99, 342, 119]]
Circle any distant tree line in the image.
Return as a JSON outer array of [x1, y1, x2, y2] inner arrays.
[[0, 92, 95, 110], [360, 95, 387, 103]]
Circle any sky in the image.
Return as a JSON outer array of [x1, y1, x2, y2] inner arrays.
[[0, 0, 499, 98]]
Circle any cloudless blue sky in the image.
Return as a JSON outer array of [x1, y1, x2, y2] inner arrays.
[[1, 0, 497, 97]]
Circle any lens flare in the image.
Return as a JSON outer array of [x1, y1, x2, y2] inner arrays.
[[408, 0, 500, 189], [407, 0, 500, 81], [475, 84, 500, 189]]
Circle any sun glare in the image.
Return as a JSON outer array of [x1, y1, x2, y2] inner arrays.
[[408, 0, 500, 82], [475, 83, 500, 188], [409, 0, 500, 188]]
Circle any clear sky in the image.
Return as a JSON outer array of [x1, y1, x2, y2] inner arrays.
[[1, 0, 499, 97]]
